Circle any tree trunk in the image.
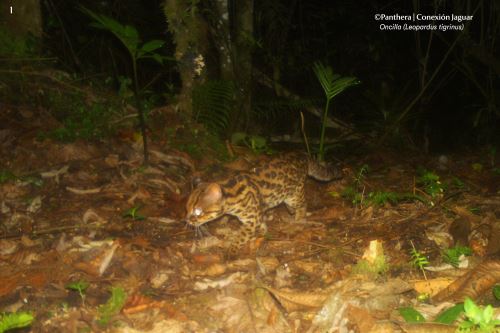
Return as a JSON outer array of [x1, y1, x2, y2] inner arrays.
[[231, 0, 254, 132], [211, 0, 254, 132], [212, 0, 233, 81], [163, 0, 209, 115], [163, 0, 254, 134], [0, 0, 42, 38]]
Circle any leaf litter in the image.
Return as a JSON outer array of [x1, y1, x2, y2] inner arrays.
[[0, 109, 499, 332]]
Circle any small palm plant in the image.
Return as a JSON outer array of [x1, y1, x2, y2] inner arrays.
[[313, 62, 359, 161]]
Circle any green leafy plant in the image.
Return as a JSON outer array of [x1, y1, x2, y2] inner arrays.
[[312, 62, 359, 161], [0, 312, 34, 333], [18, 175, 43, 187], [493, 285, 500, 301], [366, 191, 401, 206], [416, 169, 445, 203], [488, 147, 497, 167], [80, 7, 170, 164], [169, 125, 228, 161], [340, 185, 361, 205], [117, 76, 133, 99], [343, 189, 404, 207], [472, 163, 483, 173], [442, 246, 472, 268], [341, 164, 369, 205], [97, 287, 127, 326], [231, 132, 273, 154], [352, 255, 388, 278], [435, 303, 464, 324], [45, 101, 116, 142], [342, 188, 423, 208], [0, 171, 43, 187], [451, 177, 466, 189], [66, 280, 90, 304], [123, 206, 145, 221], [399, 303, 464, 325], [469, 207, 481, 214], [398, 307, 426, 323], [342, 164, 428, 207], [354, 164, 369, 187], [458, 298, 500, 332], [0, 170, 16, 183], [193, 80, 234, 136], [399, 300, 500, 331], [410, 240, 429, 280]]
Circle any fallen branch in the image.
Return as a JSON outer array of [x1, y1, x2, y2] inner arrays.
[[253, 68, 363, 141]]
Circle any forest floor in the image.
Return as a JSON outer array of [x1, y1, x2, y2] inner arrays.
[[1, 105, 499, 333]]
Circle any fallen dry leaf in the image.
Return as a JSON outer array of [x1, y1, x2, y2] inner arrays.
[[413, 278, 454, 297], [82, 208, 106, 224], [308, 292, 350, 333], [110, 319, 206, 333], [105, 154, 120, 167], [73, 240, 119, 276], [191, 253, 222, 265], [123, 294, 165, 315], [193, 272, 248, 291], [346, 304, 377, 333], [0, 239, 18, 255], [451, 205, 481, 224], [26, 195, 42, 214], [398, 322, 457, 333], [260, 284, 330, 311], [308, 206, 348, 221], [193, 263, 227, 277], [433, 259, 500, 302]]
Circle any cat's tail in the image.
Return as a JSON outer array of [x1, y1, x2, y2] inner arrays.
[[307, 160, 343, 182]]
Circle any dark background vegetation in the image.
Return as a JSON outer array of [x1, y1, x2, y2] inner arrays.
[[1, 0, 499, 154]]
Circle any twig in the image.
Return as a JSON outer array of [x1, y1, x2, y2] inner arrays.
[[0, 223, 101, 239], [300, 111, 311, 157], [0, 69, 89, 94], [395, 189, 467, 224], [253, 68, 361, 136], [0, 57, 57, 62], [378, 33, 461, 144], [269, 238, 361, 267]]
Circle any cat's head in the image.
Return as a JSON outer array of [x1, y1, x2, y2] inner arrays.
[[185, 182, 224, 226]]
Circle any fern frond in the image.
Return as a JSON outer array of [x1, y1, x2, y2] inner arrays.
[[192, 80, 234, 135]]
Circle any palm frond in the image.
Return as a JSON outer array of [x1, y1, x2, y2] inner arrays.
[[313, 62, 360, 101]]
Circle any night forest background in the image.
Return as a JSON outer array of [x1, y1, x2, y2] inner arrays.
[[1, 0, 499, 155]]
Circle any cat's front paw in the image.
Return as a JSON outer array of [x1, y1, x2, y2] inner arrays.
[[226, 237, 262, 259]]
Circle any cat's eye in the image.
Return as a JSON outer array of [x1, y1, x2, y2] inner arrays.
[[193, 207, 203, 216]]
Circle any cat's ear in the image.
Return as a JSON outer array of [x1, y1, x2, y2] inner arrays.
[[203, 183, 222, 204]]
